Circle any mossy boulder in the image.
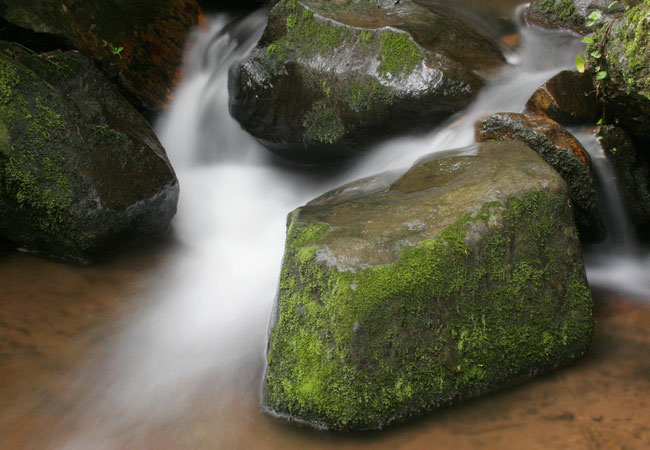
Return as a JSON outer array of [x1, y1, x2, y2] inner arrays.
[[587, 0, 650, 142], [525, 70, 600, 124], [597, 125, 650, 230], [0, 42, 178, 262], [525, 0, 630, 34], [264, 140, 593, 430], [476, 113, 605, 243], [0, 0, 202, 111], [229, 0, 504, 162]]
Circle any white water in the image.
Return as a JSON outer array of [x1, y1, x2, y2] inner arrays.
[[573, 128, 650, 299], [63, 7, 647, 447]]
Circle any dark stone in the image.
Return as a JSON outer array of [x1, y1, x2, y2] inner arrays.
[[476, 112, 606, 243], [525, 0, 630, 35], [0, 42, 178, 262], [0, 0, 202, 111], [265, 140, 593, 430], [525, 70, 600, 125], [229, 0, 504, 163], [598, 125, 650, 230]]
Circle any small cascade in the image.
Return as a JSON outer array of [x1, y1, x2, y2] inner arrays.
[[571, 127, 650, 298]]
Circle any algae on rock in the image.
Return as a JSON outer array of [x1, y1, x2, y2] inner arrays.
[[264, 140, 593, 430]]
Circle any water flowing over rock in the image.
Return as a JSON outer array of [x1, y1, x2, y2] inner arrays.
[[525, 70, 600, 124], [0, 42, 179, 262], [264, 140, 593, 431], [476, 113, 605, 243], [0, 0, 202, 111], [597, 125, 650, 229], [229, 0, 505, 162], [525, 0, 629, 35]]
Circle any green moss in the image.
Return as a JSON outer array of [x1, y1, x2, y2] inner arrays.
[[0, 61, 20, 105], [539, 0, 584, 24], [343, 78, 388, 112], [613, 1, 650, 97], [266, 3, 351, 62], [302, 100, 345, 144], [266, 191, 593, 430], [377, 29, 423, 79]]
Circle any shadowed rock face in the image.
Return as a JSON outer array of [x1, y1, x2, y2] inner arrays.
[[0, 42, 178, 262], [586, 0, 650, 143], [0, 0, 202, 111], [525, 70, 600, 125], [229, 0, 505, 163], [476, 112, 605, 243], [264, 140, 593, 431]]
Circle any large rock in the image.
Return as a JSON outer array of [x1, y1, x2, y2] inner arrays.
[[229, 0, 505, 162], [264, 140, 593, 430], [525, 0, 629, 34], [525, 70, 600, 125], [476, 113, 605, 243], [587, 0, 650, 143], [0, 0, 202, 111], [0, 42, 179, 262]]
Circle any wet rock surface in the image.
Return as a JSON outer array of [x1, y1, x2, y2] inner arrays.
[[0, 0, 202, 111], [525, 70, 600, 125], [0, 42, 179, 262], [525, 0, 630, 35], [264, 140, 593, 430], [476, 113, 605, 243], [587, 0, 650, 143], [229, 0, 505, 162]]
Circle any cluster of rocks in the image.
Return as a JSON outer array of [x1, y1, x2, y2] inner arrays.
[[224, 0, 650, 431], [0, 0, 208, 262]]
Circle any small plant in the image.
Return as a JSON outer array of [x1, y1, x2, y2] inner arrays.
[[103, 40, 124, 59], [321, 80, 331, 98]]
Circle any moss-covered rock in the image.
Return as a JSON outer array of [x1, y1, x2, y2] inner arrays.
[[0, 42, 178, 262], [586, 0, 650, 142], [525, 70, 600, 124], [525, 0, 631, 34], [264, 140, 593, 430], [0, 0, 202, 111], [476, 113, 605, 243], [229, 0, 504, 162]]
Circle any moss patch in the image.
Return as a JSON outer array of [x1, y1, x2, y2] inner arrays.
[[377, 29, 423, 79], [265, 190, 593, 430], [302, 100, 345, 144]]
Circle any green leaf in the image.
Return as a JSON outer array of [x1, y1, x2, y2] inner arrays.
[[575, 55, 586, 73], [608, 1, 618, 9], [596, 70, 608, 80], [591, 50, 602, 58], [588, 10, 602, 20], [597, 118, 603, 125], [582, 36, 595, 43], [586, 21, 596, 27], [595, 65, 601, 72]]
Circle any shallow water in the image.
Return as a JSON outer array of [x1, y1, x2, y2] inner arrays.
[[2, 2, 650, 449]]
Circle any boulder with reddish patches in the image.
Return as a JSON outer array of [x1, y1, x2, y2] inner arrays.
[[476, 112, 605, 242], [0, 0, 202, 111]]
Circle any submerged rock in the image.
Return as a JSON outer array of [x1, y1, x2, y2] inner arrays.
[[0, 0, 202, 111], [525, 70, 600, 125], [264, 140, 593, 431], [0, 42, 178, 262], [525, 0, 628, 34], [476, 113, 605, 243], [229, 0, 504, 162]]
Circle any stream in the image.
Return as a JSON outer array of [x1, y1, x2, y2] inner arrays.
[[1, 2, 649, 449]]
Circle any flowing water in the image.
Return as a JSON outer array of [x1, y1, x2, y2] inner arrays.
[[1, 3, 650, 449]]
